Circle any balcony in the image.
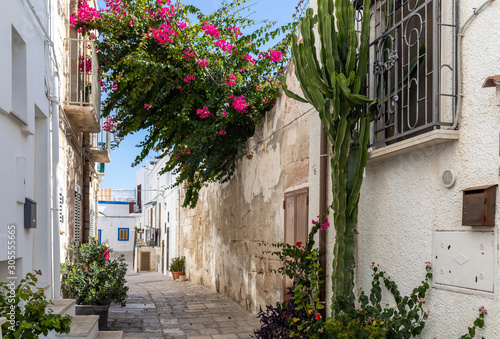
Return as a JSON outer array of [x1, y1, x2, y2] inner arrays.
[[64, 38, 101, 133], [89, 124, 111, 163]]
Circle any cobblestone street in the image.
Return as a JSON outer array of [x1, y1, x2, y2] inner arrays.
[[108, 270, 261, 339]]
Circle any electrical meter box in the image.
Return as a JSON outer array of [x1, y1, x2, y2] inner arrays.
[[433, 231, 494, 292]]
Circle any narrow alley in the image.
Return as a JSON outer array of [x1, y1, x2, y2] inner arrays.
[[108, 270, 261, 339]]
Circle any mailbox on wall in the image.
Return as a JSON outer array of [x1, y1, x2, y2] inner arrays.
[[462, 185, 497, 226], [24, 198, 37, 229]]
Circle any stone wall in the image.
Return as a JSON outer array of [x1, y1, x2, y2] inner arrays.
[[179, 64, 313, 313]]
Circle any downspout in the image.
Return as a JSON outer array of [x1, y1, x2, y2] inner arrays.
[[449, 0, 495, 130], [319, 127, 328, 316], [50, 69, 62, 299]]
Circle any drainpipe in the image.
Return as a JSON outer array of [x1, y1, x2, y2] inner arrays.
[[450, 0, 495, 130], [319, 127, 328, 315]]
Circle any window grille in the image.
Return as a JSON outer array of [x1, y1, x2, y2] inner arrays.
[[365, 0, 458, 146], [59, 188, 64, 224], [74, 190, 82, 246], [89, 203, 95, 238]]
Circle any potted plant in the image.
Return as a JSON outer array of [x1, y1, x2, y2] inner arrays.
[[169, 256, 185, 280], [61, 238, 128, 331]]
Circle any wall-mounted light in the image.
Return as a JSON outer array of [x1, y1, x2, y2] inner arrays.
[[442, 169, 456, 188]]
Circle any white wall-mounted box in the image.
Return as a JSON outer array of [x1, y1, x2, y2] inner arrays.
[[433, 231, 495, 292]]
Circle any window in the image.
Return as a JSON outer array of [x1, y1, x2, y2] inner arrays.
[[367, 0, 458, 147], [12, 26, 27, 123], [118, 228, 129, 241], [137, 184, 142, 212], [98, 229, 102, 244]]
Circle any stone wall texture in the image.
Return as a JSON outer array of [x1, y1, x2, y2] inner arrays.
[[179, 63, 313, 313]]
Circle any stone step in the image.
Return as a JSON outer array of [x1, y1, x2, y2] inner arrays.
[[0, 317, 7, 338], [55, 315, 99, 339], [96, 331, 123, 339], [49, 299, 77, 317]]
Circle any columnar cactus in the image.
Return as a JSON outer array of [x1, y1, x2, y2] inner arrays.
[[283, 0, 374, 306]]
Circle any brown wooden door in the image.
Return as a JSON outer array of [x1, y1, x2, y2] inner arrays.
[[283, 188, 309, 301], [140, 251, 151, 271]]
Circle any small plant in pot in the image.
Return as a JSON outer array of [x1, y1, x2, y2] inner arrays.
[[169, 256, 185, 280], [61, 238, 128, 330]]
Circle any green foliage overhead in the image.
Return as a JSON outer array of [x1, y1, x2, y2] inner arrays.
[[0, 271, 72, 338], [61, 239, 129, 306], [72, 0, 303, 207]]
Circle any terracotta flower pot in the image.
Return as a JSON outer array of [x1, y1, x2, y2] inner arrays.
[[171, 271, 185, 280]]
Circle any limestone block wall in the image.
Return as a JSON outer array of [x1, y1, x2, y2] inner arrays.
[[179, 64, 312, 313]]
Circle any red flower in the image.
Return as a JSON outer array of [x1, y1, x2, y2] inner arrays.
[[295, 241, 302, 247], [315, 314, 322, 320]]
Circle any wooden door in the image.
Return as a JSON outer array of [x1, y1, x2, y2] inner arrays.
[[140, 251, 151, 271], [283, 188, 309, 301]]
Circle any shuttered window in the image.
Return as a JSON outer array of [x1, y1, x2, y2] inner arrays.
[[283, 188, 309, 301], [118, 228, 129, 241], [74, 190, 82, 246]]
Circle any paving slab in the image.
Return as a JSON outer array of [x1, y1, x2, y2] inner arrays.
[[108, 270, 260, 338]]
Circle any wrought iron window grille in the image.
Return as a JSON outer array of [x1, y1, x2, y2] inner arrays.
[[359, 0, 458, 147]]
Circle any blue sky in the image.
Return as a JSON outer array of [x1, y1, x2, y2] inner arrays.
[[97, 0, 300, 189]]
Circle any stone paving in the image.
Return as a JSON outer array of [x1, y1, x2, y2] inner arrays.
[[108, 270, 261, 338]]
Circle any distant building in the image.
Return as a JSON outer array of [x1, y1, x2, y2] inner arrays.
[[97, 189, 135, 263], [129, 160, 180, 274]]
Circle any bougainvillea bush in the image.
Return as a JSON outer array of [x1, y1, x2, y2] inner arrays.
[[71, 0, 303, 207]]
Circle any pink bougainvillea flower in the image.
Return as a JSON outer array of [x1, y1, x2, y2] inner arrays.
[[320, 217, 330, 231], [239, 68, 245, 72], [315, 314, 322, 320], [214, 39, 233, 53], [197, 59, 208, 67], [78, 56, 92, 74], [181, 48, 196, 60], [196, 107, 210, 119], [296, 241, 302, 247], [222, 111, 228, 117], [176, 86, 183, 91], [219, 130, 226, 135], [242, 54, 255, 64], [312, 219, 318, 225], [225, 73, 236, 86], [184, 74, 195, 83], [230, 95, 248, 113], [144, 103, 151, 110], [260, 49, 283, 62], [227, 25, 242, 38], [177, 21, 187, 29], [151, 23, 177, 45], [202, 22, 220, 38]]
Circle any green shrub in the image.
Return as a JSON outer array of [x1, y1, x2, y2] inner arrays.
[[0, 270, 72, 338], [61, 238, 128, 306]]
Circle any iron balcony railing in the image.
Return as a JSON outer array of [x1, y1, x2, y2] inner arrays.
[[65, 38, 101, 118], [364, 0, 458, 147]]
